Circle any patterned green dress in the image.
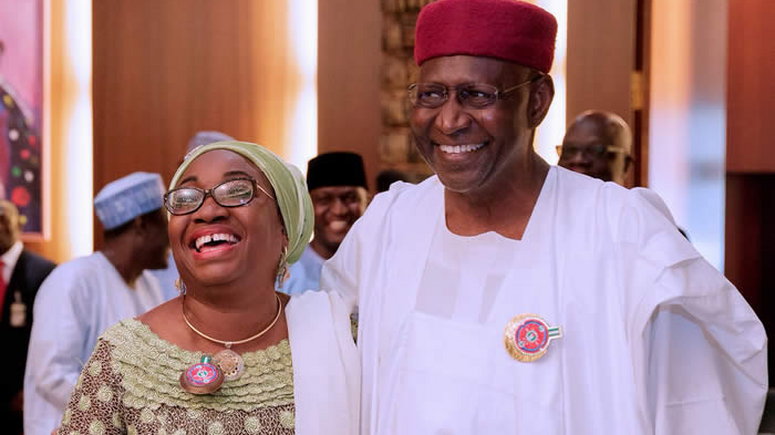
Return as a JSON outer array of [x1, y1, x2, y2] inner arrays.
[[57, 319, 295, 435]]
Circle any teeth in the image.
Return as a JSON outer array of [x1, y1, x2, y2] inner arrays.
[[329, 221, 348, 231], [438, 143, 485, 154], [194, 233, 238, 251]]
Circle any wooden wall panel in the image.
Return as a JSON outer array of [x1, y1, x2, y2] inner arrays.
[[725, 174, 775, 384], [726, 0, 775, 172], [726, 0, 775, 385], [567, 0, 636, 128], [567, 0, 645, 186], [318, 0, 381, 189], [725, 175, 764, 307], [93, 0, 295, 246]]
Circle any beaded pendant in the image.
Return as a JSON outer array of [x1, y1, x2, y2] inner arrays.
[[213, 349, 245, 381], [180, 355, 224, 394]]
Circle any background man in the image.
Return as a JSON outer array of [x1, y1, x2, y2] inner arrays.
[[558, 110, 632, 185], [24, 172, 173, 435], [185, 130, 235, 155], [283, 151, 369, 295], [559, 110, 690, 238], [321, 0, 766, 433], [0, 200, 55, 435]]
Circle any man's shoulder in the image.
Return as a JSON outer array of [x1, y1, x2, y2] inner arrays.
[[346, 176, 441, 242], [17, 250, 56, 273], [49, 252, 106, 273], [368, 176, 440, 214], [553, 167, 698, 264], [10, 250, 57, 291], [39, 253, 112, 292], [554, 166, 656, 219]]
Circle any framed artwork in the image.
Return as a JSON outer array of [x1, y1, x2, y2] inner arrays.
[[0, 0, 46, 237]]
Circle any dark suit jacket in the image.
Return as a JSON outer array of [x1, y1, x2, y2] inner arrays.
[[0, 249, 56, 426]]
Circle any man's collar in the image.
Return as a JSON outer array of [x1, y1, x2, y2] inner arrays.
[[1, 240, 24, 270]]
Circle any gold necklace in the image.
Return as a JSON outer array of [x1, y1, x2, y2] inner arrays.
[[180, 293, 283, 393], [182, 293, 283, 348]]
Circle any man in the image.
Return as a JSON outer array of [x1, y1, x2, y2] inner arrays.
[[24, 172, 172, 435], [558, 110, 633, 184], [0, 200, 55, 435], [560, 111, 690, 239], [185, 130, 235, 155], [321, 0, 766, 433], [284, 151, 369, 295]]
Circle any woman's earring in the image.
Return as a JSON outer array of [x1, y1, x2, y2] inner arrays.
[[175, 278, 187, 295], [276, 247, 289, 289]]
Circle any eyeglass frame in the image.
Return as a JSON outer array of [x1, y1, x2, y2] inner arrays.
[[407, 74, 545, 109], [164, 177, 274, 216], [556, 144, 628, 160]]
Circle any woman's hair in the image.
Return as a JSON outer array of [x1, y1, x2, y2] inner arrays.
[[169, 141, 313, 265]]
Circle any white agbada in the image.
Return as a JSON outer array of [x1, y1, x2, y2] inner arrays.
[[283, 245, 326, 295], [286, 290, 361, 434], [321, 166, 767, 435], [24, 252, 172, 435]]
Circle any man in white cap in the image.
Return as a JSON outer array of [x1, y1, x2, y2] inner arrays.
[[24, 172, 173, 435], [185, 130, 235, 154]]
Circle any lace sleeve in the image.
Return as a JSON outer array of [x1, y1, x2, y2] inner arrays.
[[57, 338, 125, 434]]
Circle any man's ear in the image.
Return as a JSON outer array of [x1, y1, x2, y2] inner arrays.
[[527, 75, 555, 128], [624, 155, 634, 174], [132, 215, 147, 234]]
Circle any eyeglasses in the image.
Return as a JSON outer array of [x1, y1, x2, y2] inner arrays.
[[556, 144, 627, 160], [407, 75, 543, 109], [164, 177, 274, 216]]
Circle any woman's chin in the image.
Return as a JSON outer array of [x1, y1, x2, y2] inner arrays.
[[183, 266, 242, 289]]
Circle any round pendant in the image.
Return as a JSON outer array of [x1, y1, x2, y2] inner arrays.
[[213, 349, 245, 381], [504, 314, 562, 362], [180, 356, 224, 394]]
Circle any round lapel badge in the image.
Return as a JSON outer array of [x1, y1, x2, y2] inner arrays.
[[180, 356, 224, 394], [504, 313, 562, 362]]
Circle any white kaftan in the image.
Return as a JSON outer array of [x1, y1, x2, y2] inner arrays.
[[23, 252, 172, 435], [321, 166, 767, 435]]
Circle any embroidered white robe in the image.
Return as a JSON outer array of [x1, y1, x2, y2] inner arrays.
[[321, 167, 767, 435]]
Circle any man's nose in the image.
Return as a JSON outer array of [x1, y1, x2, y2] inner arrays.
[[566, 148, 591, 165], [434, 97, 472, 135], [330, 197, 349, 215]]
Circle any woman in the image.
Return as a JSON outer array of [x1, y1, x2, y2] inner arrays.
[[56, 141, 359, 434]]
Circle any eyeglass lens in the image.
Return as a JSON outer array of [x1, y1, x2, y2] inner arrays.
[[558, 144, 612, 159], [165, 178, 255, 215], [410, 84, 501, 109]]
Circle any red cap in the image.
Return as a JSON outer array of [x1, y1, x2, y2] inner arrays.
[[414, 0, 557, 73]]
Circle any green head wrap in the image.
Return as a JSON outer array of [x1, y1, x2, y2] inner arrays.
[[169, 141, 313, 265]]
